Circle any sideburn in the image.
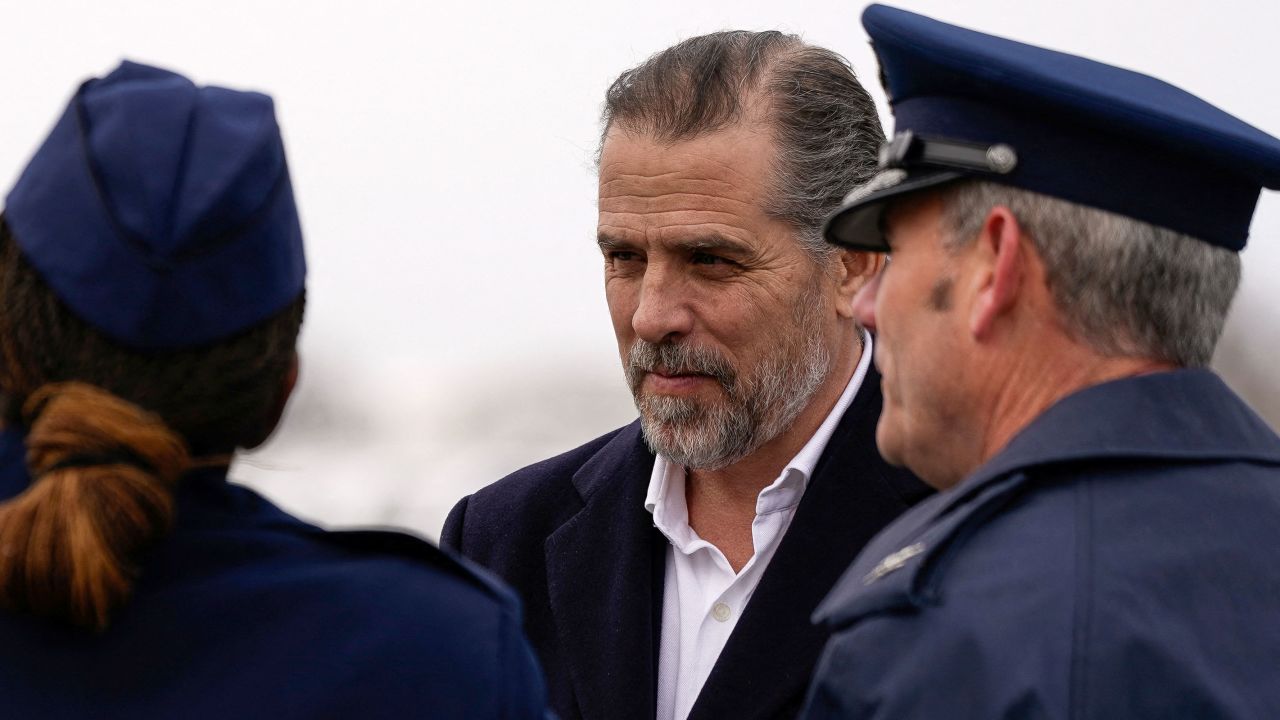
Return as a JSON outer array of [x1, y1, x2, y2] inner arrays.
[[927, 276, 954, 312]]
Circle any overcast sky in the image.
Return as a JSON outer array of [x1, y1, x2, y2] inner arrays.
[[3, 0, 1278, 536]]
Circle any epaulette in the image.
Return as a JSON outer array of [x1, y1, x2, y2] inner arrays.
[[816, 471, 1028, 628], [321, 527, 517, 607]]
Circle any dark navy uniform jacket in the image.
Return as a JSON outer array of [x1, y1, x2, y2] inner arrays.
[[0, 428, 550, 719], [443, 366, 932, 720], [802, 369, 1280, 719]]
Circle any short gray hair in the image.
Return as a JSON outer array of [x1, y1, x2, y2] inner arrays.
[[938, 181, 1240, 367], [599, 30, 885, 263]]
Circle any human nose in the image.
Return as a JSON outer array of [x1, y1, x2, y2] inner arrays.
[[852, 266, 882, 333], [631, 264, 694, 344]]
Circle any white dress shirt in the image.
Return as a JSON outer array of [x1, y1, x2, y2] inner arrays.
[[645, 331, 874, 720]]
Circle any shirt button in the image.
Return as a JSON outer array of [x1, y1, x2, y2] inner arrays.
[[711, 602, 732, 622]]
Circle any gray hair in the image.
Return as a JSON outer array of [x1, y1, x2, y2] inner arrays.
[[625, 271, 831, 470], [938, 181, 1241, 367], [599, 30, 885, 263]]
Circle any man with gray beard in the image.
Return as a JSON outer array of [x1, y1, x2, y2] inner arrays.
[[443, 30, 930, 720]]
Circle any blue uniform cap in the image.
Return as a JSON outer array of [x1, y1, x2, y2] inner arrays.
[[3, 61, 306, 349], [826, 4, 1280, 252]]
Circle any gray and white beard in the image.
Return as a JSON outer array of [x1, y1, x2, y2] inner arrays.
[[625, 296, 833, 471]]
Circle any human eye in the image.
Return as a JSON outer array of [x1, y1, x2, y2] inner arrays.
[[602, 246, 646, 275], [691, 251, 734, 266], [688, 250, 744, 280], [606, 249, 641, 263]]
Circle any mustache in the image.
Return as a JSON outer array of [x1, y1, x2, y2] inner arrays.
[[626, 340, 737, 393]]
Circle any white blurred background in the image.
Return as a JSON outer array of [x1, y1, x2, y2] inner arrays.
[[2, 0, 1277, 539]]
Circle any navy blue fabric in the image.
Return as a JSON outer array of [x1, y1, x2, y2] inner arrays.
[[801, 369, 1280, 719], [0, 429, 550, 719], [443, 367, 932, 720], [826, 4, 1280, 250], [3, 61, 305, 349]]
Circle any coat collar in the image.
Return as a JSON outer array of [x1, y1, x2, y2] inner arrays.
[[945, 369, 1280, 521], [816, 369, 1280, 629], [1006, 368, 1272, 461]]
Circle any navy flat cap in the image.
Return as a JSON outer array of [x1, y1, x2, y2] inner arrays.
[[826, 4, 1280, 252], [3, 61, 305, 349]]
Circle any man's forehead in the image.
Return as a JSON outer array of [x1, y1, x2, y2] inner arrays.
[[596, 139, 772, 223]]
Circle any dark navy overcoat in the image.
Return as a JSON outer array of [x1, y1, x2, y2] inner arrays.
[[0, 428, 549, 719], [443, 366, 931, 720], [802, 369, 1280, 719]]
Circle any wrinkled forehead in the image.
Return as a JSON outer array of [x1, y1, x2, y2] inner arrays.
[[596, 126, 778, 217]]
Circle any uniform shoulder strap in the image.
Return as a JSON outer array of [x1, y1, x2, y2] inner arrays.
[[321, 527, 517, 606]]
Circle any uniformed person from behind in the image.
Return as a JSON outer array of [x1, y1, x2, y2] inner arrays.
[[801, 5, 1280, 719], [0, 62, 548, 718]]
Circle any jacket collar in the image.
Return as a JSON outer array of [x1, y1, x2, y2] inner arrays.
[[816, 369, 1280, 629], [950, 369, 1280, 515]]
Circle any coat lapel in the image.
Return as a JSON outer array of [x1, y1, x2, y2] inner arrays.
[[545, 421, 664, 720], [689, 367, 931, 720]]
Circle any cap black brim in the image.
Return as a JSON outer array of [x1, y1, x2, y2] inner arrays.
[[823, 168, 965, 251]]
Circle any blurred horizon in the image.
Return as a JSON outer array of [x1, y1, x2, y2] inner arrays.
[[3, 0, 1278, 540]]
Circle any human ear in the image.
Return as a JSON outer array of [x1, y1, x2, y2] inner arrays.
[[835, 249, 886, 319], [969, 206, 1024, 339]]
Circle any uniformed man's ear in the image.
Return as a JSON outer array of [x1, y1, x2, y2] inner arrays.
[[969, 206, 1025, 339], [835, 249, 886, 319]]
